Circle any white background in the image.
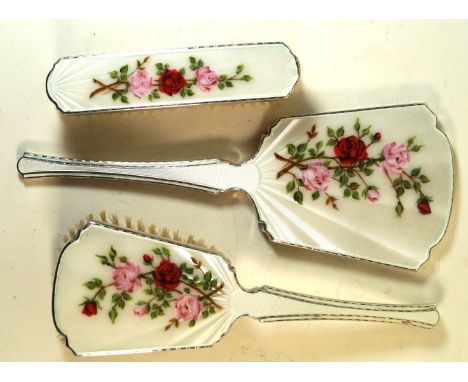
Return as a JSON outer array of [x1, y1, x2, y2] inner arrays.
[[0, 18, 466, 362]]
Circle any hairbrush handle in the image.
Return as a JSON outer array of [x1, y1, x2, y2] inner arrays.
[[17, 152, 259, 193], [233, 286, 439, 329]]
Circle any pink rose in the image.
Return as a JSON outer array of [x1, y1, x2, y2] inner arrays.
[[128, 69, 153, 98], [133, 304, 149, 317], [195, 66, 219, 92], [112, 261, 142, 293], [174, 294, 202, 322], [301, 161, 331, 193], [381, 142, 411, 176], [367, 188, 380, 203]]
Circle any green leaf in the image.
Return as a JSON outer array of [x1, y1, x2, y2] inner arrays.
[[197, 59, 204, 67], [346, 168, 355, 177], [144, 288, 153, 295], [189, 64, 197, 71], [352, 191, 360, 200], [122, 292, 132, 301], [411, 167, 421, 176], [189, 56, 196, 64], [308, 148, 316, 157], [84, 281, 96, 290], [402, 180, 412, 189], [336, 126, 345, 137], [92, 278, 103, 287], [152, 248, 162, 256], [395, 202, 404, 217], [180, 89, 187, 97], [150, 311, 158, 319], [180, 263, 187, 270], [327, 127, 335, 137], [287, 144, 296, 155], [334, 168, 344, 177], [202, 281, 209, 290], [407, 136, 416, 146], [109, 308, 117, 323], [156, 63, 163, 70], [323, 160, 331, 168], [185, 268, 194, 274], [339, 174, 349, 187], [209, 306, 215, 314], [218, 82, 225, 90], [96, 255, 108, 265], [241, 75, 252, 81], [145, 276, 153, 286], [187, 90, 194, 96], [236, 64, 244, 74], [297, 143, 307, 153], [202, 310, 209, 319], [414, 182, 421, 192], [164, 63, 169, 69], [396, 187, 405, 197], [364, 168, 373, 176], [286, 180, 295, 193], [293, 191, 303, 205], [109, 246, 117, 259], [344, 188, 351, 197], [326, 138, 337, 146], [412, 145, 424, 152], [153, 92, 160, 99], [420, 175, 430, 183], [119, 65, 128, 74], [162, 247, 170, 257], [219, 74, 227, 81], [392, 177, 402, 187], [97, 288, 106, 300], [112, 92, 120, 101], [311, 191, 320, 200], [361, 126, 371, 136], [354, 118, 361, 132], [226, 81, 233, 88], [117, 299, 125, 309], [204, 271, 212, 282], [315, 141, 323, 150], [184, 287, 191, 294], [294, 153, 304, 160], [349, 182, 360, 191], [121, 95, 129, 103], [210, 279, 218, 288], [109, 70, 118, 79], [189, 319, 196, 327]]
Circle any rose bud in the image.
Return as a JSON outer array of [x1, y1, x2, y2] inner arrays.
[[374, 132, 382, 141], [417, 199, 432, 215], [81, 301, 97, 317], [143, 254, 153, 264]]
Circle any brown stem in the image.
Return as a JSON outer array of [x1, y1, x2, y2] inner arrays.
[[91, 283, 114, 300], [90, 79, 125, 98], [353, 168, 369, 188], [179, 280, 222, 309], [206, 282, 225, 298]]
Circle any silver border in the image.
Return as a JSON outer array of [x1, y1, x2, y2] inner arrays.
[[46, 41, 301, 115], [53, 221, 439, 357]]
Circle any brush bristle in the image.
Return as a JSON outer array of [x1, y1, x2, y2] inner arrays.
[[62, 211, 218, 252]]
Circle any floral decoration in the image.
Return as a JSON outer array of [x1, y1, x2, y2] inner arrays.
[[79, 246, 224, 330], [89, 56, 253, 103], [275, 119, 433, 216]]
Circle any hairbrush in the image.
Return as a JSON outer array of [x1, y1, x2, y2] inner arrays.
[[54, 214, 439, 356], [18, 104, 453, 269], [46, 42, 299, 113]]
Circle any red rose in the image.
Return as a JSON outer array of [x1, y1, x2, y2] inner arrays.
[[152, 259, 182, 289], [143, 254, 153, 264], [158, 69, 186, 96], [374, 132, 382, 141], [81, 301, 97, 317], [417, 199, 431, 215], [334, 135, 368, 165]]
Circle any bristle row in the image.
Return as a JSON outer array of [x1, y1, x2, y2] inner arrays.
[[62, 210, 217, 252]]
